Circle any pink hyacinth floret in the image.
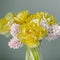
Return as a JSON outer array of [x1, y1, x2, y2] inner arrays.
[[8, 38, 23, 49], [45, 24, 60, 41], [40, 20, 50, 29], [10, 23, 20, 37]]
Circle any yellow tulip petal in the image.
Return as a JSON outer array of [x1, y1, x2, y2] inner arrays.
[[0, 18, 10, 34], [14, 10, 30, 24]]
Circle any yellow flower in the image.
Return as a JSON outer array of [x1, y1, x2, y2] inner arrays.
[[21, 35, 40, 48], [17, 22, 47, 47], [14, 10, 30, 24], [5, 12, 16, 21], [25, 14, 41, 23], [0, 18, 10, 34], [36, 12, 56, 25], [0, 12, 16, 34], [5, 12, 17, 24]]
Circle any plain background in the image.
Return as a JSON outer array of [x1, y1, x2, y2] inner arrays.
[[0, 0, 60, 60]]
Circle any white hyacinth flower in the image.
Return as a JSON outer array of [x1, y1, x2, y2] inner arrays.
[[8, 37, 23, 49], [10, 23, 20, 37], [40, 20, 50, 29], [45, 24, 60, 41]]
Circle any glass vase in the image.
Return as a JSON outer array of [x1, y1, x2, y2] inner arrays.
[[25, 46, 42, 60]]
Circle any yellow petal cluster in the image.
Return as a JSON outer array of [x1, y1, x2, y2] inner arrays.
[[14, 10, 30, 24], [0, 18, 9, 34], [0, 13, 15, 34], [36, 12, 56, 25], [17, 21, 47, 47]]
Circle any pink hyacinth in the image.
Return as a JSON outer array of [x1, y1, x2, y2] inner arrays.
[[45, 24, 60, 41], [40, 20, 50, 29], [10, 23, 20, 37], [8, 38, 23, 49]]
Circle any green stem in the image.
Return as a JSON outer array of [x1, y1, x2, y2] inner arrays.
[[25, 46, 42, 60]]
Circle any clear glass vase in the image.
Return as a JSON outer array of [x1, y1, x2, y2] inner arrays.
[[25, 46, 42, 60]]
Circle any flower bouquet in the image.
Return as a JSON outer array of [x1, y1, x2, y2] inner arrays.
[[0, 11, 60, 60]]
